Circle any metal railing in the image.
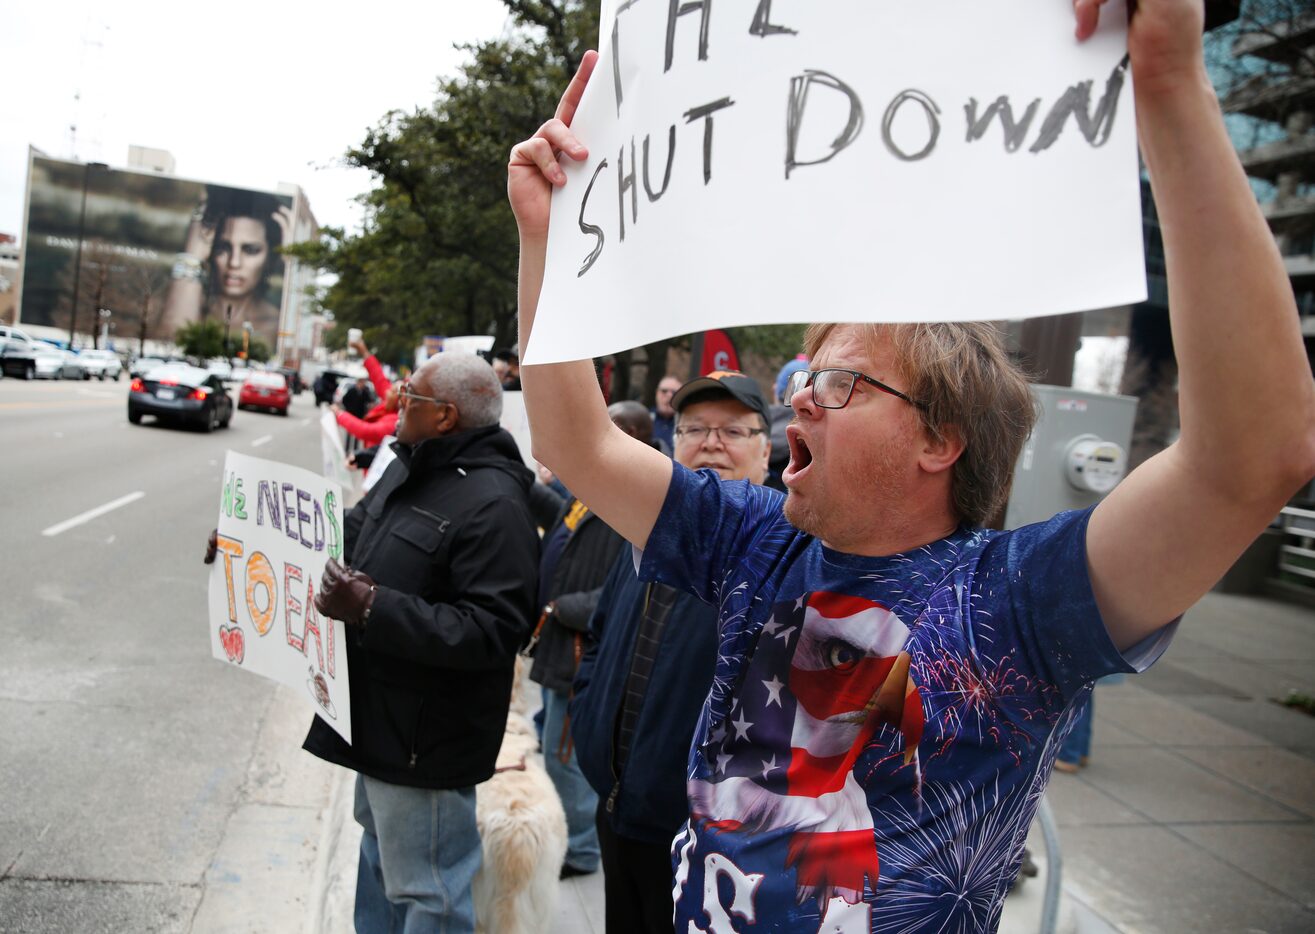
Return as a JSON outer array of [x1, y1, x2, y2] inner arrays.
[[1278, 506, 1315, 587], [1037, 797, 1063, 934]]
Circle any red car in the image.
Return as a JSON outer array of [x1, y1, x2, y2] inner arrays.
[[238, 371, 291, 415]]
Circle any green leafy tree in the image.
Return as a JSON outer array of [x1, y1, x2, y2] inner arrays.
[[284, 1, 600, 372], [176, 320, 225, 359], [282, 1, 807, 401], [175, 319, 269, 361], [727, 325, 809, 366]]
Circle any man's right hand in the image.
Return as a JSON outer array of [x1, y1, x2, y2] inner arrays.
[[204, 529, 218, 564], [508, 47, 671, 554], [506, 49, 598, 240]]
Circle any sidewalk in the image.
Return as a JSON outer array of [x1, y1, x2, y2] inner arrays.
[[1041, 590, 1315, 933], [203, 589, 1313, 933]]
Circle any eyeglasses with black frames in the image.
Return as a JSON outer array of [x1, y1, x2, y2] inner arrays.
[[784, 368, 925, 410], [673, 424, 766, 444]]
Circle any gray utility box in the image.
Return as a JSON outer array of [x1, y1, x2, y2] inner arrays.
[[1004, 385, 1139, 531]]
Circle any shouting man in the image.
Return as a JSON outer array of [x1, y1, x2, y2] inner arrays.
[[506, 1, 1315, 930]]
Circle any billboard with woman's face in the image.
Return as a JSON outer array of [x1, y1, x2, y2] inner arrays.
[[19, 153, 293, 349]]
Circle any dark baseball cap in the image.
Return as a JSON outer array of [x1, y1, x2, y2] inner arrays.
[[672, 371, 769, 421]]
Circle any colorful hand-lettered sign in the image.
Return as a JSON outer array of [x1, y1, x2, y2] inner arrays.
[[527, 0, 1144, 364], [209, 450, 352, 743]]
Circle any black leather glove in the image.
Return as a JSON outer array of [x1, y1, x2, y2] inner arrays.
[[314, 558, 377, 627], [204, 529, 218, 564]]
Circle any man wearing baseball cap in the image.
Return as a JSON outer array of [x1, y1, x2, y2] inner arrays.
[[570, 371, 769, 933]]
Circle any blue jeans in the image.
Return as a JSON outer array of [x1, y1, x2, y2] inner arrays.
[[1059, 696, 1093, 765], [541, 686, 600, 871], [353, 774, 481, 934]]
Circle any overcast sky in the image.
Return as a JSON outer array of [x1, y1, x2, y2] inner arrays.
[[0, 0, 519, 241]]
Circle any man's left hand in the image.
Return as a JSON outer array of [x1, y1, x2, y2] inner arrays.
[[314, 558, 377, 626]]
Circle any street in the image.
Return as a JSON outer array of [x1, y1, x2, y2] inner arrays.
[[0, 376, 339, 932]]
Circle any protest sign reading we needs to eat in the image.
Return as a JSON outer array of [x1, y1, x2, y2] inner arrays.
[[208, 451, 352, 743], [526, 0, 1145, 364]]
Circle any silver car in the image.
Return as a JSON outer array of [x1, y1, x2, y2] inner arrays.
[[32, 342, 86, 379], [78, 349, 123, 380]]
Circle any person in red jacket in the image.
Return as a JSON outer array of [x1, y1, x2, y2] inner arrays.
[[334, 336, 400, 447]]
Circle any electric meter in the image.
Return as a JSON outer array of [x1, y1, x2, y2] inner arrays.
[[1064, 435, 1127, 494], [1004, 386, 1138, 530]]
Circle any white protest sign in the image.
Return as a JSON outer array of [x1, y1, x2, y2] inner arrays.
[[209, 451, 352, 743], [442, 335, 497, 355], [362, 437, 398, 492], [320, 408, 355, 491], [527, 0, 1145, 364], [499, 390, 535, 469]]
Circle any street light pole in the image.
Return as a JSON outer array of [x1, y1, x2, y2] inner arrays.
[[223, 303, 233, 364], [67, 162, 107, 348], [67, 165, 91, 347]]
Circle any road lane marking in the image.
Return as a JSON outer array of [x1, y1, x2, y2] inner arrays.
[[0, 399, 119, 410], [42, 491, 146, 537], [251, 434, 273, 447]]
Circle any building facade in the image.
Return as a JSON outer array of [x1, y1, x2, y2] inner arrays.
[[14, 147, 320, 364], [1215, 4, 1315, 358]]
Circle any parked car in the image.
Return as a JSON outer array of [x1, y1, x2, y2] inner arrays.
[[23, 341, 84, 379], [0, 325, 40, 379], [128, 364, 233, 431], [130, 355, 170, 379], [78, 348, 123, 380], [238, 371, 291, 415], [49, 344, 88, 379]]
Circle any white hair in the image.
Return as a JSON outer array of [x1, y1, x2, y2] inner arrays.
[[421, 351, 503, 430]]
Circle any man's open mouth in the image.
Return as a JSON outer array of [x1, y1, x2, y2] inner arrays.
[[783, 426, 813, 486]]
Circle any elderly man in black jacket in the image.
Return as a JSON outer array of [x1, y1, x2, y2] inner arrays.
[[307, 351, 538, 933]]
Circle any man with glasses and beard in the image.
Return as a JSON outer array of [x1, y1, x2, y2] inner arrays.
[[505, 0, 1315, 929], [210, 352, 538, 933]]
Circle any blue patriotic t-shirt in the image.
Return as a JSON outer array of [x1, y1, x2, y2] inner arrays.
[[639, 465, 1173, 934]]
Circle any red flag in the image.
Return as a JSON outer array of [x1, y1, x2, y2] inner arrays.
[[698, 329, 739, 375]]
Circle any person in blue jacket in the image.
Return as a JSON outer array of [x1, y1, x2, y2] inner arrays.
[[571, 371, 771, 934]]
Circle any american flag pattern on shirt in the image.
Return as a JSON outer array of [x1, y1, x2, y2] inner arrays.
[[648, 466, 1154, 933], [689, 591, 925, 907]]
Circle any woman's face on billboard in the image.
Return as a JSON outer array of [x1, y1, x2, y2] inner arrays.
[[212, 217, 269, 298]]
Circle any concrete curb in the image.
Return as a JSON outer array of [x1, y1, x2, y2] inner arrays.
[[307, 768, 359, 934], [191, 686, 339, 933]]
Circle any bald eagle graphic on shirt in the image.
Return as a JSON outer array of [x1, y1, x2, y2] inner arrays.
[[688, 591, 924, 907]]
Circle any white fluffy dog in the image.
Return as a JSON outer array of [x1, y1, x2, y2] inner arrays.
[[472, 661, 568, 933]]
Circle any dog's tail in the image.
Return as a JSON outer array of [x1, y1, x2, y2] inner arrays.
[[486, 799, 566, 934]]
